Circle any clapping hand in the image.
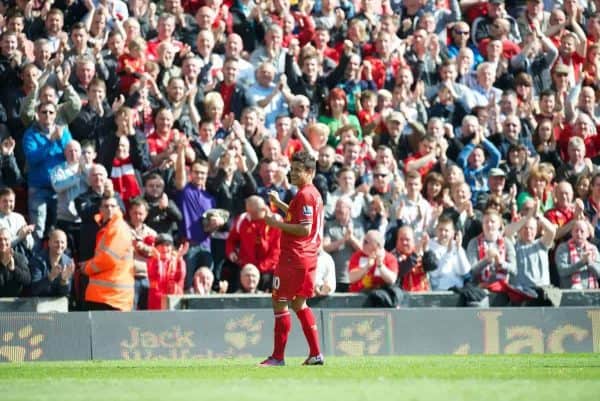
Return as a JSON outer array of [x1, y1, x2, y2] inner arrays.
[[1, 247, 14, 271], [574, 198, 585, 218], [17, 224, 35, 240], [176, 242, 189, 259], [112, 94, 126, 112], [50, 125, 63, 142], [56, 65, 71, 89], [486, 248, 502, 266], [0, 137, 15, 156], [61, 261, 75, 282]]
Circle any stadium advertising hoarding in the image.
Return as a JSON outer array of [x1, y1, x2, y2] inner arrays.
[[0, 308, 598, 362], [0, 313, 91, 362], [90, 310, 309, 360], [324, 308, 600, 356]]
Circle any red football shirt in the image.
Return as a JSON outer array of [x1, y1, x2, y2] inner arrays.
[[279, 184, 323, 270], [147, 130, 174, 156]]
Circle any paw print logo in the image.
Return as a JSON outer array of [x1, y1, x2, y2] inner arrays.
[[336, 319, 384, 356], [0, 325, 44, 362], [224, 314, 263, 350]]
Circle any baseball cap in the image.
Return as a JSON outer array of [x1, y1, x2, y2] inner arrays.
[[489, 168, 506, 177], [489, 0, 505, 4], [155, 233, 174, 246]]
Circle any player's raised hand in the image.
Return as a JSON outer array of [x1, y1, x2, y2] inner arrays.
[[268, 190, 281, 208]]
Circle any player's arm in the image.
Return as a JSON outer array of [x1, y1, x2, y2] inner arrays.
[[266, 217, 311, 237], [268, 190, 289, 214]]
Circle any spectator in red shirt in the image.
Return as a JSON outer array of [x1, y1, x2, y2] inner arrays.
[[348, 229, 398, 293], [224, 195, 281, 291], [478, 18, 521, 60], [403, 134, 442, 178], [556, 28, 588, 85], [147, 13, 184, 62], [544, 181, 583, 242], [312, 24, 339, 65], [391, 225, 433, 292], [147, 233, 187, 310]]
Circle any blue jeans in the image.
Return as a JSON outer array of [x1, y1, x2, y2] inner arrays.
[[184, 244, 213, 291], [28, 187, 57, 247], [134, 277, 149, 310]]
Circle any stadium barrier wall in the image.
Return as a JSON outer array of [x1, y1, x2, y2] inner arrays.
[[167, 290, 600, 310], [0, 308, 598, 362], [0, 298, 69, 312]]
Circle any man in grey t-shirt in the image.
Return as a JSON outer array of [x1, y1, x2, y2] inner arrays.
[[323, 197, 365, 292]]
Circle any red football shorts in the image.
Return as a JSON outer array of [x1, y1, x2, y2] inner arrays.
[[271, 264, 316, 302]]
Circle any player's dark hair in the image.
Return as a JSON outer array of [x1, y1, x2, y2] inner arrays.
[[292, 150, 317, 172]]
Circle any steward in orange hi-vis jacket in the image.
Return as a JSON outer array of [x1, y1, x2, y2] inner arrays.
[[84, 195, 135, 311]]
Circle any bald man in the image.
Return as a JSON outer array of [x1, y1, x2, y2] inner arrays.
[[224, 195, 282, 292]]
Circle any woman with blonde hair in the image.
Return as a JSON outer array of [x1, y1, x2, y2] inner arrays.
[[516, 166, 554, 213]]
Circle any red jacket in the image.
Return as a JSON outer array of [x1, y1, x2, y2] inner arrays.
[[362, 56, 403, 89], [225, 212, 282, 273], [557, 124, 600, 160], [147, 255, 186, 310], [348, 250, 398, 293]]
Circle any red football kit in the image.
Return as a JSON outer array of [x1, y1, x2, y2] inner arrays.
[[272, 183, 323, 301]]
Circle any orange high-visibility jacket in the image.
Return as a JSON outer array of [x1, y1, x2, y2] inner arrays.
[[84, 211, 135, 311]]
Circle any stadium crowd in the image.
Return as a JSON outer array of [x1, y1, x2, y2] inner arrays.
[[0, 0, 599, 310]]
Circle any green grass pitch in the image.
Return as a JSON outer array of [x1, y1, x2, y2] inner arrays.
[[1, 355, 599, 401]]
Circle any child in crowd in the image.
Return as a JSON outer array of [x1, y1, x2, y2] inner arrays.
[[147, 234, 187, 310], [118, 37, 147, 94]]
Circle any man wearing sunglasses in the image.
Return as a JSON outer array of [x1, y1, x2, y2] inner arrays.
[[447, 21, 484, 67], [22, 101, 73, 248]]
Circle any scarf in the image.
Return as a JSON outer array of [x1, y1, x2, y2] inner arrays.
[[477, 234, 508, 291], [111, 156, 141, 207], [156, 254, 183, 295], [402, 258, 430, 292], [548, 206, 574, 227], [397, 252, 431, 292], [568, 239, 599, 289]]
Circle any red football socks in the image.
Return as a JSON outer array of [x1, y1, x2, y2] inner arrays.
[[296, 307, 321, 357], [272, 311, 291, 360]]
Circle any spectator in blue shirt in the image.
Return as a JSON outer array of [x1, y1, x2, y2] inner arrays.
[[457, 128, 501, 203], [22, 101, 72, 246]]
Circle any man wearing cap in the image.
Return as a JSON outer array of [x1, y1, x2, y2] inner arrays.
[[471, 0, 521, 45], [551, 63, 573, 106], [476, 167, 510, 211], [374, 111, 412, 162]]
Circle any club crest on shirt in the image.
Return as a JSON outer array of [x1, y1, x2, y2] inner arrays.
[[302, 206, 313, 216]]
